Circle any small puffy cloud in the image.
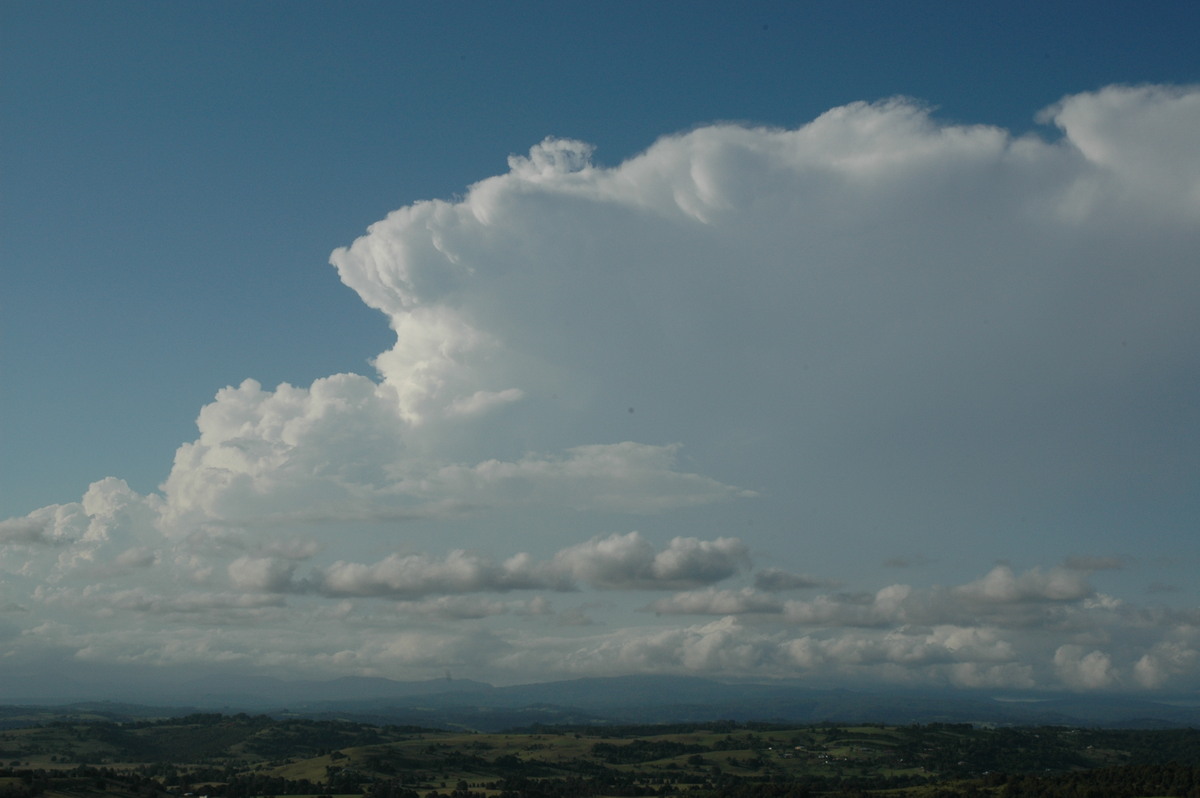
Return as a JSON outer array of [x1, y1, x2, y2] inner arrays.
[[954, 565, 1093, 604], [315, 533, 750, 599], [566, 616, 778, 675], [1133, 641, 1200, 689], [781, 625, 1032, 689], [554, 532, 749, 590], [508, 136, 596, 181], [1081, 593, 1123, 611], [317, 549, 565, 598], [0, 479, 164, 586], [2, 479, 157, 554], [10, 556, 1198, 691], [366, 628, 512, 671], [924, 625, 1018, 663], [1054, 644, 1119, 690], [783, 585, 914, 628]]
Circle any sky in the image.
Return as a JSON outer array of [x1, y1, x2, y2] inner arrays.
[[2, 1, 1199, 696]]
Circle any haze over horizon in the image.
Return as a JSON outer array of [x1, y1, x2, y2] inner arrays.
[[2, 2, 1198, 699]]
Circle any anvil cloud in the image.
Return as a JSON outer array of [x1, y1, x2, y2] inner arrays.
[[2, 85, 1199, 693]]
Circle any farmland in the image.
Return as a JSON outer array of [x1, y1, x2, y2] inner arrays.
[[0, 714, 1197, 797]]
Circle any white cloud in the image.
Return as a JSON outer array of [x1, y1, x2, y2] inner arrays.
[[954, 565, 1093, 604], [554, 532, 750, 590], [1039, 84, 1200, 219], [1054, 644, 1119, 690], [0, 479, 163, 584], [153, 374, 746, 538], [313, 532, 749, 598], [783, 585, 915, 628], [2, 84, 1199, 692], [8, 556, 1200, 691], [1133, 640, 1200, 689], [567, 617, 779, 675], [115, 547, 158, 568], [0, 515, 70, 547], [228, 556, 299, 593], [446, 388, 525, 418], [317, 549, 565, 599]]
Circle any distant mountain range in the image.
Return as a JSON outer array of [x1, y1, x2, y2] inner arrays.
[[2, 672, 1198, 731]]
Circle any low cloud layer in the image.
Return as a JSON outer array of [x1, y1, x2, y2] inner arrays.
[[2, 85, 1199, 693]]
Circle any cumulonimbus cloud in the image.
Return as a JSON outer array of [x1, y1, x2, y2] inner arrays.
[[1, 84, 1198, 692]]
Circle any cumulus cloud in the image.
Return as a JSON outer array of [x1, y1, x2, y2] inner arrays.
[[784, 624, 1019, 672], [317, 549, 565, 598], [0, 479, 164, 585], [155, 375, 746, 534], [1054, 644, 1119, 690], [9, 557, 1197, 691], [493, 617, 1040, 688], [313, 533, 750, 599], [0, 516, 67, 546], [567, 617, 779, 675], [554, 532, 750, 590], [648, 564, 1126, 635], [1133, 641, 1200, 689], [954, 565, 1093, 604], [1, 84, 1199, 691], [228, 556, 299, 593], [783, 585, 916, 628]]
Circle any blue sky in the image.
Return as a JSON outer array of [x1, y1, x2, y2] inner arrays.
[[4, 0, 1196, 511], [2, 1, 1199, 694]]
